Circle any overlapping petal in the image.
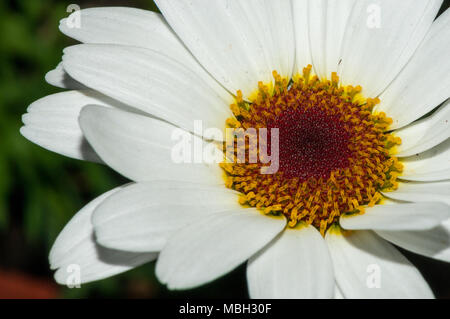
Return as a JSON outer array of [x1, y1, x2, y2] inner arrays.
[[45, 62, 86, 90], [21, 90, 128, 162], [376, 219, 450, 263], [79, 105, 224, 184], [340, 202, 450, 231], [383, 181, 450, 205], [307, 0, 356, 79], [59, 7, 229, 101], [155, 0, 295, 98], [247, 225, 334, 298], [50, 187, 157, 285], [393, 100, 450, 157], [63, 44, 233, 133], [339, 0, 442, 98], [156, 210, 286, 290], [401, 139, 450, 182], [376, 8, 450, 129], [325, 229, 433, 298], [292, 0, 313, 72], [93, 181, 241, 252]]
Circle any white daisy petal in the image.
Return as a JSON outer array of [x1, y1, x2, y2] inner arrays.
[[79, 105, 224, 184], [307, 0, 327, 79], [93, 181, 241, 252], [376, 8, 450, 129], [293, 0, 313, 72], [63, 44, 233, 134], [401, 139, 450, 182], [393, 100, 450, 157], [334, 285, 345, 299], [325, 229, 433, 298], [340, 202, 450, 231], [383, 181, 450, 205], [50, 187, 157, 285], [60, 7, 229, 102], [241, 0, 295, 80], [268, 0, 296, 78], [308, 0, 356, 79], [155, 209, 286, 290], [45, 62, 86, 90], [21, 90, 128, 162], [60, 7, 178, 49], [247, 225, 334, 299], [155, 0, 295, 98], [376, 219, 450, 263], [339, 0, 442, 98]]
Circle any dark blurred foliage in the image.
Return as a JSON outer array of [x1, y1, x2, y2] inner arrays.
[[0, 0, 449, 299]]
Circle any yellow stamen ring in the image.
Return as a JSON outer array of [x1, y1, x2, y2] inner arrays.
[[221, 65, 402, 236]]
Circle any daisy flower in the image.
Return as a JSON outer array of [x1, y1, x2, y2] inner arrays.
[[21, 0, 450, 298]]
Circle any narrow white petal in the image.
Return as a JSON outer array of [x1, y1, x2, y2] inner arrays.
[[156, 209, 286, 290], [79, 105, 224, 184], [393, 100, 450, 157], [401, 139, 450, 182], [325, 229, 433, 298], [45, 62, 86, 90], [50, 187, 157, 285], [240, 0, 295, 79], [60, 7, 229, 102], [63, 44, 232, 134], [340, 202, 450, 231], [308, 0, 356, 79], [307, 0, 327, 79], [376, 8, 450, 129], [384, 181, 450, 205], [334, 285, 345, 299], [155, 0, 295, 98], [247, 225, 334, 299], [376, 218, 450, 263], [93, 181, 241, 252], [21, 90, 127, 162], [60, 7, 177, 49], [339, 0, 442, 98], [293, 0, 313, 72]]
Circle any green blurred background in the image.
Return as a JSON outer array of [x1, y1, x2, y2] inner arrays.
[[0, 0, 449, 298]]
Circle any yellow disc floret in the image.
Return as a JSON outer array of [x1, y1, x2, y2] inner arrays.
[[221, 65, 402, 236]]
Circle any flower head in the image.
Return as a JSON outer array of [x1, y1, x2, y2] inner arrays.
[[21, 1, 450, 298]]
